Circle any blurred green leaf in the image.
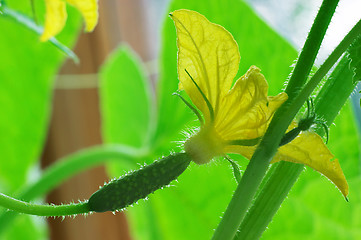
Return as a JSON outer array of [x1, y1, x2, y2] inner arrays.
[[263, 177, 361, 240], [99, 45, 154, 175], [0, 3, 81, 240], [100, 45, 152, 147], [0, 5, 81, 191], [3, 215, 48, 240]]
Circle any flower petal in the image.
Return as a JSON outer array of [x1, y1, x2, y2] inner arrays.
[[41, 0, 67, 41], [170, 9, 240, 122], [216, 66, 288, 140], [66, 0, 99, 32], [224, 144, 256, 160], [225, 121, 348, 198], [272, 123, 349, 198]]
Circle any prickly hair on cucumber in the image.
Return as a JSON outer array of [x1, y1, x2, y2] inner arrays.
[[88, 153, 191, 212]]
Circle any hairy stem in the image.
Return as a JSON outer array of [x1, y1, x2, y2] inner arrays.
[[285, 0, 339, 97], [0, 193, 89, 216], [0, 144, 144, 234], [236, 162, 304, 240]]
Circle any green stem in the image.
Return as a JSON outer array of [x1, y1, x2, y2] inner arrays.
[[29, 0, 37, 23], [212, 148, 271, 240], [19, 144, 143, 200], [235, 53, 359, 239], [1, 6, 79, 63], [0, 144, 144, 234], [212, 1, 339, 239], [294, 18, 361, 106], [0, 193, 89, 216], [236, 162, 304, 240], [314, 56, 357, 125], [285, 0, 339, 97]]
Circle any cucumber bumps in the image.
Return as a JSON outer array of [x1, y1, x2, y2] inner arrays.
[[88, 153, 191, 212]]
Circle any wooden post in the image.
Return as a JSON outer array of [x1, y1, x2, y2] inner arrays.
[[41, 0, 157, 239]]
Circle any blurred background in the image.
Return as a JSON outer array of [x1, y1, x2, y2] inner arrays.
[[0, 0, 360, 239]]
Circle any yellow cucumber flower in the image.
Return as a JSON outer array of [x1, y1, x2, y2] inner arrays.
[[170, 9, 348, 198], [41, 0, 98, 41]]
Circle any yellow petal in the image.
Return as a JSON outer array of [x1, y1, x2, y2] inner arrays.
[[216, 66, 288, 140], [41, 0, 67, 41], [272, 122, 349, 197], [66, 0, 99, 32], [170, 9, 240, 123], [224, 144, 256, 160], [225, 121, 348, 197]]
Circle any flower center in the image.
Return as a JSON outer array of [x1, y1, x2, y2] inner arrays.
[[184, 127, 224, 165]]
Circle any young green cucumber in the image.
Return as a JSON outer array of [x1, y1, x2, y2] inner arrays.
[[88, 152, 191, 212]]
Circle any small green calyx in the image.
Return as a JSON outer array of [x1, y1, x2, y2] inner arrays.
[[184, 127, 224, 165]]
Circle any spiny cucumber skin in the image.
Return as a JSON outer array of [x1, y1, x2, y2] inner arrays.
[[88, 153, 191, 212]]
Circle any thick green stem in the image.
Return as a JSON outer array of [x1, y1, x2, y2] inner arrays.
[[211, 1, 339, 239], [285, 0, 339, 97], [315, 56, 356, 124], [295, 19, 361, 105], [235, 54, 359, 239], [0, 144, 144, 234], [0, 193, 90, 216], [236, 162, 304, 240], [212, 148, 272, 240]]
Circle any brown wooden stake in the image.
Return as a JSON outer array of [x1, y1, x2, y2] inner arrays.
[[41, 0, 157, 239]]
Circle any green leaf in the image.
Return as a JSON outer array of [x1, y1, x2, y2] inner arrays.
[[99, 45, 154, 175], [263, 177, 361, 240], [226, 156, 242, 183], [100, 44, 153, 148], [0, 3, 81, 239], [3, 215, 48, 240], [348, 35, 361, 82], [0, 5, 81, 191]]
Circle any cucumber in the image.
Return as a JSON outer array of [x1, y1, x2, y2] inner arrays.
[[88, 152, 191, 212]]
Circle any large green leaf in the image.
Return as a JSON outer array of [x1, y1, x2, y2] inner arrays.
[[100, 45, 152, 148], [0, 2, 81, 240], [0, 5, 81, 191], [3, 216, 48, 240], [99, 45, 154, 176]]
